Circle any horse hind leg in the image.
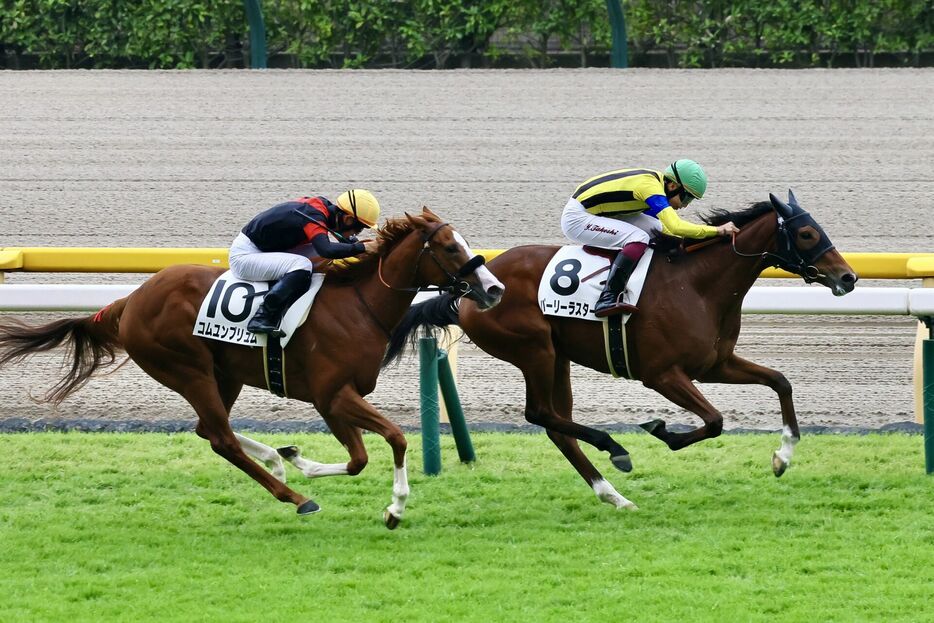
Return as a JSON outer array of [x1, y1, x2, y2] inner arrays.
[[184, 382, 319, 515], [548, 358, 637, 511], [135, 351, 318, 515], [520, 348, 633, 473], [213, 375, 289, 484]]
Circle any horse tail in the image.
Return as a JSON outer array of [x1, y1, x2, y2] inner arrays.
[[383, 293, 460, 367], [0, 297, 129, 405]]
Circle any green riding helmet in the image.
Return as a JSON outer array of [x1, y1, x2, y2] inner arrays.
[[664, 159, 708, 199]]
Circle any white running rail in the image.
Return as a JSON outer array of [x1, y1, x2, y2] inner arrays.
[[3, 284, 934, 316]]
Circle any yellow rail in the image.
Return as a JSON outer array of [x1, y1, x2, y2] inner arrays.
[[1, 247, 933, 278], [0, 248, 227, 272]]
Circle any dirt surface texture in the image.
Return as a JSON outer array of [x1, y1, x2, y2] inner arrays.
[[1, 69, 932, 432]]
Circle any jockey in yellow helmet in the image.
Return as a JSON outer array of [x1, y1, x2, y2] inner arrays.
[[561, 160, 739, 317], [229, 189, 381, 336]]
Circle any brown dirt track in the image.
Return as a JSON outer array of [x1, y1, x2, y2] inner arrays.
[[1, 69, 932, 432]]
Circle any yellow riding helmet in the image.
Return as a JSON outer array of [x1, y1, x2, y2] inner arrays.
[[336, 189, 380, 228]]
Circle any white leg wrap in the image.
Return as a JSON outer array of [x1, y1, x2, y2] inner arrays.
[[235, 433, 287, 483], [592, 478, 638, 510], [286, 453, 350, 478], [775, 425, 799, 465], [386, 456, 410, 519]]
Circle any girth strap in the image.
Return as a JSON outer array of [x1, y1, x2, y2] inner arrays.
[[602, 314, 633, 379], [263, 338, 288, 397]]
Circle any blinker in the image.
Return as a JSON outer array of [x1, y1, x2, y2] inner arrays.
[[456, 254, 486, 278]]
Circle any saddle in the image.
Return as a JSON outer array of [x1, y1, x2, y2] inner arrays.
[[194, 270, 326, 397]]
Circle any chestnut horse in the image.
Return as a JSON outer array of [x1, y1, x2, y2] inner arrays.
[[0, 208, 504, 529], [386, 192, 857, 510]]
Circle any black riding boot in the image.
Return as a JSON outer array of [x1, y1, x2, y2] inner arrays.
[[248, 270, 312, 337], [593, 253, 639, 318]]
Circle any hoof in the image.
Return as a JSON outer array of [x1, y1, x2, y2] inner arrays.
[[277, 445, 300, 459], [383, 509, 401, 530], [296, 499, 321, 515], [772, 452, 788, 478], [639, 419, 665, 436], [610, 453, 633, 473], [620, 501, 639, 511]]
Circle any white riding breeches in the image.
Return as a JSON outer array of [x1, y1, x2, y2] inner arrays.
[[228, 232, 314, 282], [560, 198, 661, 250]]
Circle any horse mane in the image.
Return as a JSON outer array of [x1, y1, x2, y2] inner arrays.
[[650, 201, 775, 254], [700, 201, 773, 228], [317, 216, 416, 283]]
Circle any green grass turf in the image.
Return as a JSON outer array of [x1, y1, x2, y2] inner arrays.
[[0, 432, 932, 622]]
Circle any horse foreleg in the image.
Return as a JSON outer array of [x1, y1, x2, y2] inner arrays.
[[549, 357, 637, 510], [275, 444, 351, 479], [234, 433, 287, 483], [643, 367, 723, 451], [329, 386, 409, 529], [276, 413, 358, 479], [700, 355, 799, 477]]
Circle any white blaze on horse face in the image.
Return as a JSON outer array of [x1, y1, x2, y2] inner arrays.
[[453, 231, 505, 295], [386, 455, 410, 519], [592, 478, 638, 510]]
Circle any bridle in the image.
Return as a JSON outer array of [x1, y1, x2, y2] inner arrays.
[[731, 211, 835, 283], [377, 222, 486, 298]]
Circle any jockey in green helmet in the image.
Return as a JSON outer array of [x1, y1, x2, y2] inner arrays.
[[561, 159, 740, 317]]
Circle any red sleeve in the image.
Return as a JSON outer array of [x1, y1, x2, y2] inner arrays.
[[296, 197, 331, 242], [303, 221, 328, 240]]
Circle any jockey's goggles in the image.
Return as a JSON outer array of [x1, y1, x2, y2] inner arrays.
[[669, 159, 700, 206], [679, 188, 695, 206]]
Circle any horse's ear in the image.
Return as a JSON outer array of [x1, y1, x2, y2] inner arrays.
[[787, 189, 801, 210], [405, 212, 428, 229], [769, 193, 793, 219], [421, 205, 440, 221]]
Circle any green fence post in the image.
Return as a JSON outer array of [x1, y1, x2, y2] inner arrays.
[[420, 337, 442, 475], [438, 348, 475, 463], [606, 0, 629, 68], [242, 0, 267, 69], [923, 317, 934, 475]]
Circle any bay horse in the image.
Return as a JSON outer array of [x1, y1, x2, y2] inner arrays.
[[0, 207, 504, 529], [386, 192, 857, 510]]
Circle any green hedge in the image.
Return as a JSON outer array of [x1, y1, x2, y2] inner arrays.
[[1, 0, 932, 69]]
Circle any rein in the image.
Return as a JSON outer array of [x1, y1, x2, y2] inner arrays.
[[352, 221, 484, 341], [376, 222, 485, 298], [729, 212, 834, 283], [683, 237, 726, 254], [352, 285, 393, 339]]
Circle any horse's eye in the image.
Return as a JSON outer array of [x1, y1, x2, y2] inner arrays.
[[800, 232, 814, 240], [445, 245, 459, 253]]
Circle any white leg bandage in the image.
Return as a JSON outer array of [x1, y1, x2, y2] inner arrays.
[[235, 432, 287, 482], [386, 456, 410, 519], [592, 478, 638, 510]]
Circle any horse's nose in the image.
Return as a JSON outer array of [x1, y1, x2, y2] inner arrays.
[[839, 272, 858, 293], [487, 284, 505, 299]]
